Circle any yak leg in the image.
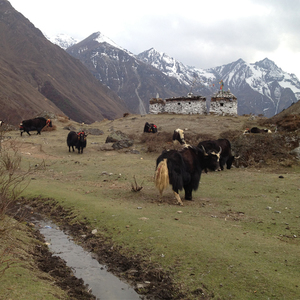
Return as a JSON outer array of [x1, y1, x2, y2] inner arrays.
[[174, 192, 183, 206], [184, 185, 193, 201], [158, 191, 163, 203]]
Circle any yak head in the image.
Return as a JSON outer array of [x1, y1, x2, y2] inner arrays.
[[173, 128, 186, 145], [77, 131, 87, 143], [200, 145, 222, 171], [46, 119, 53, 127]]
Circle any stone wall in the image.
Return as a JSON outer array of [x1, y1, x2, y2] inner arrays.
[[149, 91, 237, 115], [209, 90, 238, 115], [149, 97, 207, 115], [210, 98, 237, 115]]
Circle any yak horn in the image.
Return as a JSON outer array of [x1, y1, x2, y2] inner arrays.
[[218, 146, 222, 155], [201, 145, 208, 156]]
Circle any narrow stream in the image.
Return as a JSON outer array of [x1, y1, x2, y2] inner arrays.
[[35, 218, 142, 300]]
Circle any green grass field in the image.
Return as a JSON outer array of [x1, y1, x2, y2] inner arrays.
[[1, 114, 300, 299]]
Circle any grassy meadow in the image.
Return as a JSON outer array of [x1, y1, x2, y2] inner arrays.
[[1, 113, 300, 299]]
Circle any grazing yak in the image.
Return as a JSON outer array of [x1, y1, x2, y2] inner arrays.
[[243, 127, 271, 134], [67, 131, 87, 154], [155, 145, 221, 205], [198, 139, 235, 171], [172, 128, 186, 145], [20, 117, 52, 136]]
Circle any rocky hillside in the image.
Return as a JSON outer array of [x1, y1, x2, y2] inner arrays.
[[0, 0, 127, 125]]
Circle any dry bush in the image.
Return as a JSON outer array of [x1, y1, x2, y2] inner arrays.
[[276, 115, 300, 131], [42, 124, 57, 132], [127, 133, 138, 141], [57, 115, 70, 123], [260, 114, 300, 132], [139, 131, 173, 153], [231, 133, 298, 168], [219, 130, 242, 141], [0, 140, 44, 219], [184, 132, 217, 145]]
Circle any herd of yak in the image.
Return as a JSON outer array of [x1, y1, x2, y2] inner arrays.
[[19, 117, 87, 154], [17, 117, 271, 206]]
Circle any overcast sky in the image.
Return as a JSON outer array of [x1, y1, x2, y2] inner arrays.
[[9, 0, 300, 79]]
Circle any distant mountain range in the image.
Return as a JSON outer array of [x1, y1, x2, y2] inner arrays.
[[1, 0, 300, 126], [51, 31, 300, 117]]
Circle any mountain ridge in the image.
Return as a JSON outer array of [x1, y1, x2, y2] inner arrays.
[[0, 1, 126, 125]]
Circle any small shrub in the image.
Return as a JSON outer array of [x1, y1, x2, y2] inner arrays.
[[232, 133, 298, 168], [184, 132, 217, 145], [42, 124, 57, 132], [276, 115, 300, 131], [139, 132, 172, 153], [219, 130, 241, 141]]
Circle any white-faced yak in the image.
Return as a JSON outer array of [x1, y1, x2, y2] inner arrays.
[[243, 127, 272, 134], [172, 128, 186, 145], [155, 145, 221, 205], [20, 117, 52, 136]]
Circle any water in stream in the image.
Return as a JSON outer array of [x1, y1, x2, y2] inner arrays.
[[36, 219, 142, 300]]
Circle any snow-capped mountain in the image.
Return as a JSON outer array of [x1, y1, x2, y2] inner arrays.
[[207, 58, 300, 116], [66, 32, 188, 114], [50, 32, 300, 117], [138, 49, 300, 117], [136, 48, 215, 87], [47, 33, 78, 50]]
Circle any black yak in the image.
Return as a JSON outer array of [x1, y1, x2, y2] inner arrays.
[[67, 131, 87, 154], [20, 117, 52, 136], [198, 139, 235, 170], [155, 145, 221, 205], [144, 122, 157, 133]]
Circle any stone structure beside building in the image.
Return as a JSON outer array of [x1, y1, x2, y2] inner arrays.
[[149, 90, 237, 116], [149, 93, 207, 115], [210, 90, 237, 115]]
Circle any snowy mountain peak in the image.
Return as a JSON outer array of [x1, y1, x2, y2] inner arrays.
[[137, 48, 212, 86], [47, 33, 78, 50], [93, 31, 120, 49], [89, 31, 135, 57], [255, 58, 278, 70]]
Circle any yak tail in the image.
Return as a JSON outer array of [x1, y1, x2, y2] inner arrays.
[[155, 159, 169, 196]]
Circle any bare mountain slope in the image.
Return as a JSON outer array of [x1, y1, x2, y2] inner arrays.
[[0, 0, 126, 125]]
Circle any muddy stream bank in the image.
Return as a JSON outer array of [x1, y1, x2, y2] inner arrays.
[[12, 198, 179, 300], [36, 217, 142, 300]]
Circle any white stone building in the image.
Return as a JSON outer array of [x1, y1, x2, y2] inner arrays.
[[149, 90, 237, 116], [209, 90, 237, 116], [149, 93, 207, 115]]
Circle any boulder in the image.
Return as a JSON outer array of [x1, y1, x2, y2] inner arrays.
[[106, 130, 131, 143], [112, 140, 133, 150], [290, 146, 300, 159]]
